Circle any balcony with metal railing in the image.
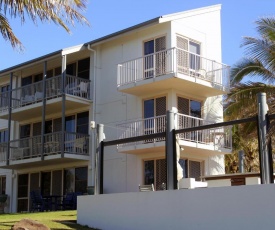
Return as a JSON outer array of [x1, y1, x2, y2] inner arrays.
[[0, 75, 92, 121], [116, 113, 232, 155], [0, 131, 90, 169], [117, 47, 230, 97]]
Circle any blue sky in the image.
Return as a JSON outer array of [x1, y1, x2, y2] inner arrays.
[[0, 0, 274, 70]]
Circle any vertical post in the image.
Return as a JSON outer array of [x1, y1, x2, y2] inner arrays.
[[41, 61, 47, 160], [257, 92, 272, 184], [7, 72, 13, 166], [166, 110, 177, 190], [61, 55, 66, 158], [238, 150, 244, 173], [95, 124, 104, 195], [266, 111, 274, 183]]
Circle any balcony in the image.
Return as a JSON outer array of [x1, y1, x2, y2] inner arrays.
[[116, 113, 232, 155], [0, 132, 89, 169], [117, 48, 230, 97], [0, 75, 92, 121]]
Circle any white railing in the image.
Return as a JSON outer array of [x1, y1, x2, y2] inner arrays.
[[9, 132, 89, 161], [117, 115, 166, 146], [116, 113, 232, 149], [117, 47, 230, 90], [0, 75, 91, 112], [177, 113, 232, 149]]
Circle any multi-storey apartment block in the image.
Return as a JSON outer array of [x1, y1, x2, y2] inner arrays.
[[0, 4, 231, 213]]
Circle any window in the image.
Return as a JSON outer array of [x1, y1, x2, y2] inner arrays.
[[0, 130, 8, 143], [17, 174, 29, 212], [144, 159, 166, 191], [177, 97, 201, 118], [178, 159, 203, 181], [64, 167, 87, 194], [0, 176, 6, 194], [75, 167, 88, 193], [77, 111, 89, 134], [143, 96, 166, 135], [78, 58, 90, 80], [144, 158, 203, 190], [176, 35, 201, 73], [0, 85, 10, 107], [144, 36, 166, 78], [178, 97, 202, 141]]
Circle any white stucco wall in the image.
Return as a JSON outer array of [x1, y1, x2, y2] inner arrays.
[[94, 6, 226, 194], [78, 184, 275, 230]]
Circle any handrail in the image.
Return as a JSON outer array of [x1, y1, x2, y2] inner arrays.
[[117, 47, 230, 89]]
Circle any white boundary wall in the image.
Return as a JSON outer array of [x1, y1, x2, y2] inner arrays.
[[78, 184, 275, 230]]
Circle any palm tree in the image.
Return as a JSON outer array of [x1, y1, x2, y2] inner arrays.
[[0, 0, 89, 50], [225, 17, 275, 173]]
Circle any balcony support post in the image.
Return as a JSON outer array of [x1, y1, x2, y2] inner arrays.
[[95, 124, 104, 195], [61, 55, 66, 158], [257, 92, 273, 184], [7, 72, 13, 166], [166, 110, 177, 190], [41, 61, 47, 160]]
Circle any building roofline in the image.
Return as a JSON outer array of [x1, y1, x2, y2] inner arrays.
[[84, 17, 160, 47], [0, 4, 221, 74], [0, 50, 62, 76]]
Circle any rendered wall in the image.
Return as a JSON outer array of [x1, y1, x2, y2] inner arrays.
[[78, 184, 275, 230]]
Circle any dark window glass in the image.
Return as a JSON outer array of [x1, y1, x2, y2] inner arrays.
[[144, 160, 154, 185], [144, 40, 154, 55], [18, 174, 28, 198], [77, 112, 89, 134], [34, 73, 43, 82], [65, 115, 75, 132], [64, 168, 75, 194], [78, 58, 90, 80], [144, 99, 154, 119], [41, 172, 51, 196], [22, 76, 32, 86], [75, 167, 87, 193], [55, 67, 62, 76], [45, 120, 53, 134], [190, 100, 201, 118], [0, 176, 6, 194], [46, 70, 53, 78], [67, 63, 76, 76], [179, 159, 188, 178], [0, 85, 9, 107], [20, 124, 30, 138], [0, 130, 8, 143]]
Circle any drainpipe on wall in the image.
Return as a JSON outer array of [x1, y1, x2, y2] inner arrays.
[[87, 44, 97, 186]]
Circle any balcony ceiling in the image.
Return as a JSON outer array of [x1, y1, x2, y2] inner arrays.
[[0, 153, 90, 170]]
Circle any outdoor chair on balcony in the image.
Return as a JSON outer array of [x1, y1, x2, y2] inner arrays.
[[139, 184, 155, 192], [72, 82, 89, 98], [74, 137, 86, 154], [21, 94, 35, 105]]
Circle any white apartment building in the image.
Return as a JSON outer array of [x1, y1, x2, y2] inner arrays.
[[0, 4, 231, 213]]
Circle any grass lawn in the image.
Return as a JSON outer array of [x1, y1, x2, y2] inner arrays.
[[0, 210, 97, 230]]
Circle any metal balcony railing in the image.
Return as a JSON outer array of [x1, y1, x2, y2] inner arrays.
[[116, 113, 232, 149], [117, 47, 230, 90], [0, 75, 91, 112], [9, 132, 89, 161]]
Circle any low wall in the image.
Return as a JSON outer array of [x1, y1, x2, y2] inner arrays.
[[78, 184, 275, 230]]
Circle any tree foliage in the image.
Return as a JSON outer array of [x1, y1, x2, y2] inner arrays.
[[224, 17, 275, 173], [0, 0, 89, 50]]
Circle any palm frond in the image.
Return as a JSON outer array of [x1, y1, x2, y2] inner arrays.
[[230, 58, 275, 83], [0, 0, 90, 49], [0, 13, 23, 50], [256, 17, 275, 41]]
